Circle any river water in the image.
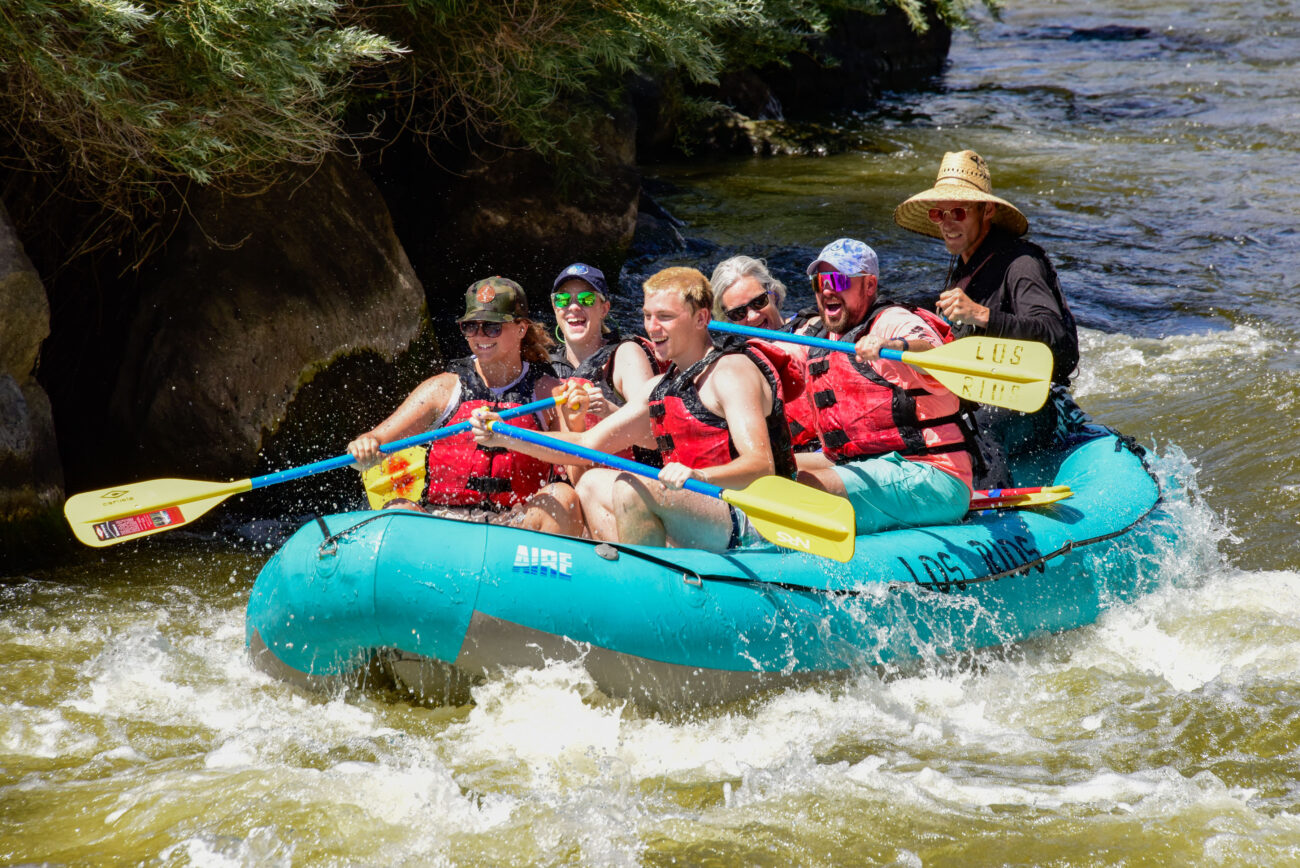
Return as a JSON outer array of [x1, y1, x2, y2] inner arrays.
[[4, 0, 1300, 864]]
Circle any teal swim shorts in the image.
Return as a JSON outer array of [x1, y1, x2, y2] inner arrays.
[[831, 452, 970, 536]]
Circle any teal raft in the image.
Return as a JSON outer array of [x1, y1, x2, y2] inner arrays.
[[246, 428, 1169, 710]]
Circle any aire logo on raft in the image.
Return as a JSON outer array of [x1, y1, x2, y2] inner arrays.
[[512, 545, 573, 579]]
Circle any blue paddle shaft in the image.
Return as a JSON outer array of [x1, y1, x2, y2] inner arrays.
[[249, 397, 558, 490], [707, 319, 901, 360], [490, 422, 725, 499]]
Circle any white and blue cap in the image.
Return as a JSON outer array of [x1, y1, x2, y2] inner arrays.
[[804, 238, 879, 277], [552, 262, 609, 296]]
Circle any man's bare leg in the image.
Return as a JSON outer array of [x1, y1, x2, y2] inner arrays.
[[610, 474, 733, 551], [795, 452, 848, 496]]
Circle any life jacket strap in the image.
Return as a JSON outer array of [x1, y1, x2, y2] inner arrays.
[[466, 476, 513, 495]]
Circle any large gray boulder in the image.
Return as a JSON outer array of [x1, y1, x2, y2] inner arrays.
[[107, 155, 427, 479], [391, 104, 641, 303], [0, 203, 64, 524]]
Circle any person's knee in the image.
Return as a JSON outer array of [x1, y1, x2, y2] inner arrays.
[[522, 483, 584, 535], [797, 467, 836, 493], [610, 474, 652, 515], [610, 474, 666, 545], [575, 472, 604, 506], [547, 483, 584, 529]]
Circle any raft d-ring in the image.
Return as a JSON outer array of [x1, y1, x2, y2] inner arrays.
[[313, 515, 338, 557], [682, 573, 702, 587]]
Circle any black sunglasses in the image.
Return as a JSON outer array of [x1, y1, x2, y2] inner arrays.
[[459, 320, 506, 338], [723, 292, 773, 322]]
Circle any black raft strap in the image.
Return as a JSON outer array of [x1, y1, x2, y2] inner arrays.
[[655, 433, 675, 453], [813, 389, 838, 409]]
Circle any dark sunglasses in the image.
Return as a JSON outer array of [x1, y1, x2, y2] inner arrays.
[[810, 272, 862, 293], [459, 320, 506, 338], [723, 292, 773, 322], [927, 206, 969, 223], [552, 290, 599, 308]]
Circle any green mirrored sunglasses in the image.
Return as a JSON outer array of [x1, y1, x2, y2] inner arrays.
[[552, 290, 599, 308]]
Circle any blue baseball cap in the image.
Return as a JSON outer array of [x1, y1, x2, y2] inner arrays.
[[552, 262, 609, 296], [805, 238, 879, 277]]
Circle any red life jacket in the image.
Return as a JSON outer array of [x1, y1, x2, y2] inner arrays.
[[647, 340, 799, 479], [424, 358, 556, 509], [778, 311, 824, 451], [782, 356, 821, 451], [807, 303, 972, 464]]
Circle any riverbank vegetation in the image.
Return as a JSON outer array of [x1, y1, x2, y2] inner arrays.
[[1, 0, 990, 253]]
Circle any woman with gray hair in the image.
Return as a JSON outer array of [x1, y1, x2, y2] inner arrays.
[[710, 255, 787, 329], [709, 255, 822, 452]]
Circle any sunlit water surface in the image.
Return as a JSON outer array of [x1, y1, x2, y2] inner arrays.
[[4, 0, 1300, 863]]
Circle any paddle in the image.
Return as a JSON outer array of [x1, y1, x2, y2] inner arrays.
[[709, 320, 1053, 413], [486, 421, 856, 563], [361, 445, 427, 509], [64, 396, 563, 548], [969, 485, 1073, 512]]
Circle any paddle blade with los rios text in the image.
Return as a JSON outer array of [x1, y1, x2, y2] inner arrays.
[[887, 336, 1053, 413]]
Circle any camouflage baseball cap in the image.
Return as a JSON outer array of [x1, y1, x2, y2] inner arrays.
[[460, 276, 529, 323]]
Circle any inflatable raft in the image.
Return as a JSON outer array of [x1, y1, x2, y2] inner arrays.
[[246, 428, 1170, 710]]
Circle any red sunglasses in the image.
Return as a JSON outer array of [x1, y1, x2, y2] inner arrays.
[[928, 206, 969, 223]]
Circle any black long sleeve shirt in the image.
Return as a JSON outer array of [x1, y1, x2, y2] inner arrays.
[[948, 226, 1080, 384]]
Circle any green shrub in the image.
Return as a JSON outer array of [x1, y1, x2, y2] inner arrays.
[[1, 0, 398, 201], [363, 0, 995, 163], [0, 0, 992, 222]]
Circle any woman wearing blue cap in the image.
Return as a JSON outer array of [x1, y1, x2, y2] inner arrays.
[[548, 263, 662, 478]]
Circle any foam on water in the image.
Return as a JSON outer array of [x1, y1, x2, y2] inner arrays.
[[12, 438, 1282, 864], [1073, 323, 1281, 400]]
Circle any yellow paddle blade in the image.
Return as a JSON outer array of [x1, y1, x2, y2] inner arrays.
[[969, 485, 1073, 511], [902, 336, 1053, 413], [721, 476, 856, 563], [360, 446, 428, 509], [64, 477, 253, 547]]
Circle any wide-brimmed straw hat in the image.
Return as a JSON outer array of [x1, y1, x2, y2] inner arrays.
[[893, 150, 1029, 239]]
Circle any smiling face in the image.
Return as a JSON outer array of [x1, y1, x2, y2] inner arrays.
[[642, 290, 708, 366], [813, 268, 878, 336], [553, 278, 609, 344], [933, 200, 995, 261], [461, 318, 526, 365], [719, 275, 781, 329]]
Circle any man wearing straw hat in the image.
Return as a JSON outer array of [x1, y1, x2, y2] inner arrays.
[[894, 150, 1086, 464]]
